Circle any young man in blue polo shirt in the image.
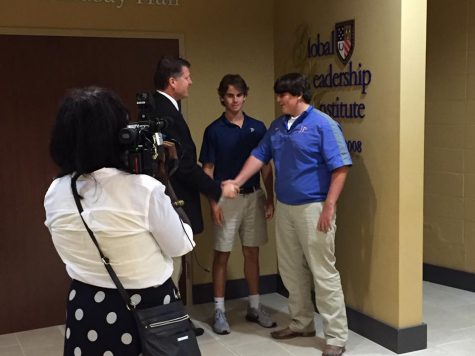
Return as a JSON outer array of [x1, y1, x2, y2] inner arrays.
[[199, 74, 276, 335], [224, 73, 351, 356]]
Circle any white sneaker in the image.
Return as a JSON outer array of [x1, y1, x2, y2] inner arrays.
[[213, 309, 231, 335], [245, 305, 277, 328]]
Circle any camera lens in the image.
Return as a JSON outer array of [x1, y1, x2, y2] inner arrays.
[[119, 127, 136, 145]]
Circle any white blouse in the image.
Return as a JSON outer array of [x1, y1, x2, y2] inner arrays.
[[44, 168, 195, 289]]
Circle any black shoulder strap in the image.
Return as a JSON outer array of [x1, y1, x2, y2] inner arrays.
[[70, 173, 137, 311]]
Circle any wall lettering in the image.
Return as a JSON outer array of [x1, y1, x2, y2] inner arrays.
[[312, 62, 372, 95], [304, 20, 371, 153], [58, 0, 180, 9]]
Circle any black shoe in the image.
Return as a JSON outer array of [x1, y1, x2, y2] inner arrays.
[[193, 326, 204, 336], [191, 321, 204, 336]]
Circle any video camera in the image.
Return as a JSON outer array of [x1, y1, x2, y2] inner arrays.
[[119, 92, 173, 177]]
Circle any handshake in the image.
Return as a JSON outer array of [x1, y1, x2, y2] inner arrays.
[[221, 180, 240, 199]]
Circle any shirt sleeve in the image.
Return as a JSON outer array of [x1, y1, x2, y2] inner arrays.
[[199, 126, 215, 164], [256, 121, 267, 141], [320, 120, 353, 171], [147, 185, 195, 257], [251, 123, 273, 164]]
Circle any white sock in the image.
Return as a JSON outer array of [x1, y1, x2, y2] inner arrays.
[[214, 297, 225, 312], [248, 294, 260, 309]]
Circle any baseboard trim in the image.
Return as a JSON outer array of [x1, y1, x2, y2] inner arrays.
[[346, 308, 427, 354], [423, 263, 475, 292], [192, 274, 427, 354], [192, 274, 281, 304]]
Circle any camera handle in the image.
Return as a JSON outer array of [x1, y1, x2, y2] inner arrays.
[[160, 164, 212, 274], [151, 133, 211, 274], [150, 132, 189, 225]]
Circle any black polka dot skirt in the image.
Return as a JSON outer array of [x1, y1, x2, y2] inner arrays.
[[64, 278, 180, 356]]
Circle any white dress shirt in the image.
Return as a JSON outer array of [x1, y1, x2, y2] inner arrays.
[[44, 168, 195, 289], [157, 90, 179, 111]]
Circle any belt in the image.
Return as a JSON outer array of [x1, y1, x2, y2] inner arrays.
[[239, 186, 260, 195]]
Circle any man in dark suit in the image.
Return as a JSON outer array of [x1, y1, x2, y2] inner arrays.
[[151, 58, 237, 333], [152, 56, 222, 236], [151, 56, 219, 336]]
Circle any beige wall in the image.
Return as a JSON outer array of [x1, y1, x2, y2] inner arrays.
[[274, 0, 426, 328], [0, 0, 277, 284], [1, 0, 431, 331], [399, 0, 426, 327], [425, 0, 475, 273]]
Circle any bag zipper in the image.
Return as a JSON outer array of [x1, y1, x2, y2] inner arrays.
[[147, 314, 190, 328]]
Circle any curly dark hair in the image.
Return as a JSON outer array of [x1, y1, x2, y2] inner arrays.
[[49, 86, 129, 176]]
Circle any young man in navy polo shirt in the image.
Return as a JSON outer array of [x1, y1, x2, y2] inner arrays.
[[225, 73, 351, 356], [199, 74, 276, 335]]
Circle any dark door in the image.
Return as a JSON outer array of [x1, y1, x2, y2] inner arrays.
[[0, 34, 179, 334]]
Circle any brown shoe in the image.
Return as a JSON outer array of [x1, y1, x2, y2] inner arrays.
[[322, 345, 346, 356], [270, 327, 316, 339]]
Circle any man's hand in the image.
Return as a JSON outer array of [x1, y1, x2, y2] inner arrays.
[[221, 180, 239, 198], [264, 198, 274, 219], [209, 200, 224, 227], [317, 166, 349, 233], [317, 202, 335, 233], [162, 140, 178, 160]]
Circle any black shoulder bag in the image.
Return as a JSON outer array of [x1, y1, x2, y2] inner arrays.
[[70, 174, 201, 356]]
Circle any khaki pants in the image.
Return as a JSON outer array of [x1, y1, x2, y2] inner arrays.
[[275, 201, 348, 347], [214, 189, 268, 252]]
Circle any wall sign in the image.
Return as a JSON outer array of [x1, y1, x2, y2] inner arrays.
[[335, 20, 355, 65], [307, 19, 372, 120], [306, 19, 371, 153]]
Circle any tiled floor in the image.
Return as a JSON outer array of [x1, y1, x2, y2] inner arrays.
[[0, 281, 474, 355]]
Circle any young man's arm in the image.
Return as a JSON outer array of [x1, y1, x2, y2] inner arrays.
[[317, 166, 349, 232], [260, 163, 274, 219], [230, 155, 265, 188], [202, 163, 225, 227]]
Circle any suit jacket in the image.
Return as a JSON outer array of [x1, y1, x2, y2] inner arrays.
[[151, 91, 221, 234]]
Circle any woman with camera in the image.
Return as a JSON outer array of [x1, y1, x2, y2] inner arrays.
[[44, 87, 196, 356]]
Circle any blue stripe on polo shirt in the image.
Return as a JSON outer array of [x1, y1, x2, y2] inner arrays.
[[317, 109, 352, 170]]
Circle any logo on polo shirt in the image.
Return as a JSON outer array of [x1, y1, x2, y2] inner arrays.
[[250, 128, 255, 133]]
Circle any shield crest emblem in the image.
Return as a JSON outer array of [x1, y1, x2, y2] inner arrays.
[[335, 20, 355, 65]]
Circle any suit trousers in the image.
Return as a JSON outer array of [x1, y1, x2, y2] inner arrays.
[[275, 201, 348, 347]]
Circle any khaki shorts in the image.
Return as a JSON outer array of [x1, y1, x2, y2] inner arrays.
[[214, 189, 268, 252]]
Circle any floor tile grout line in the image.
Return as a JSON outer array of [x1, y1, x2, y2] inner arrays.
[[1, 286, 475, 355], [13, 332, 26, 356], [270, 339, 294, 356]]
